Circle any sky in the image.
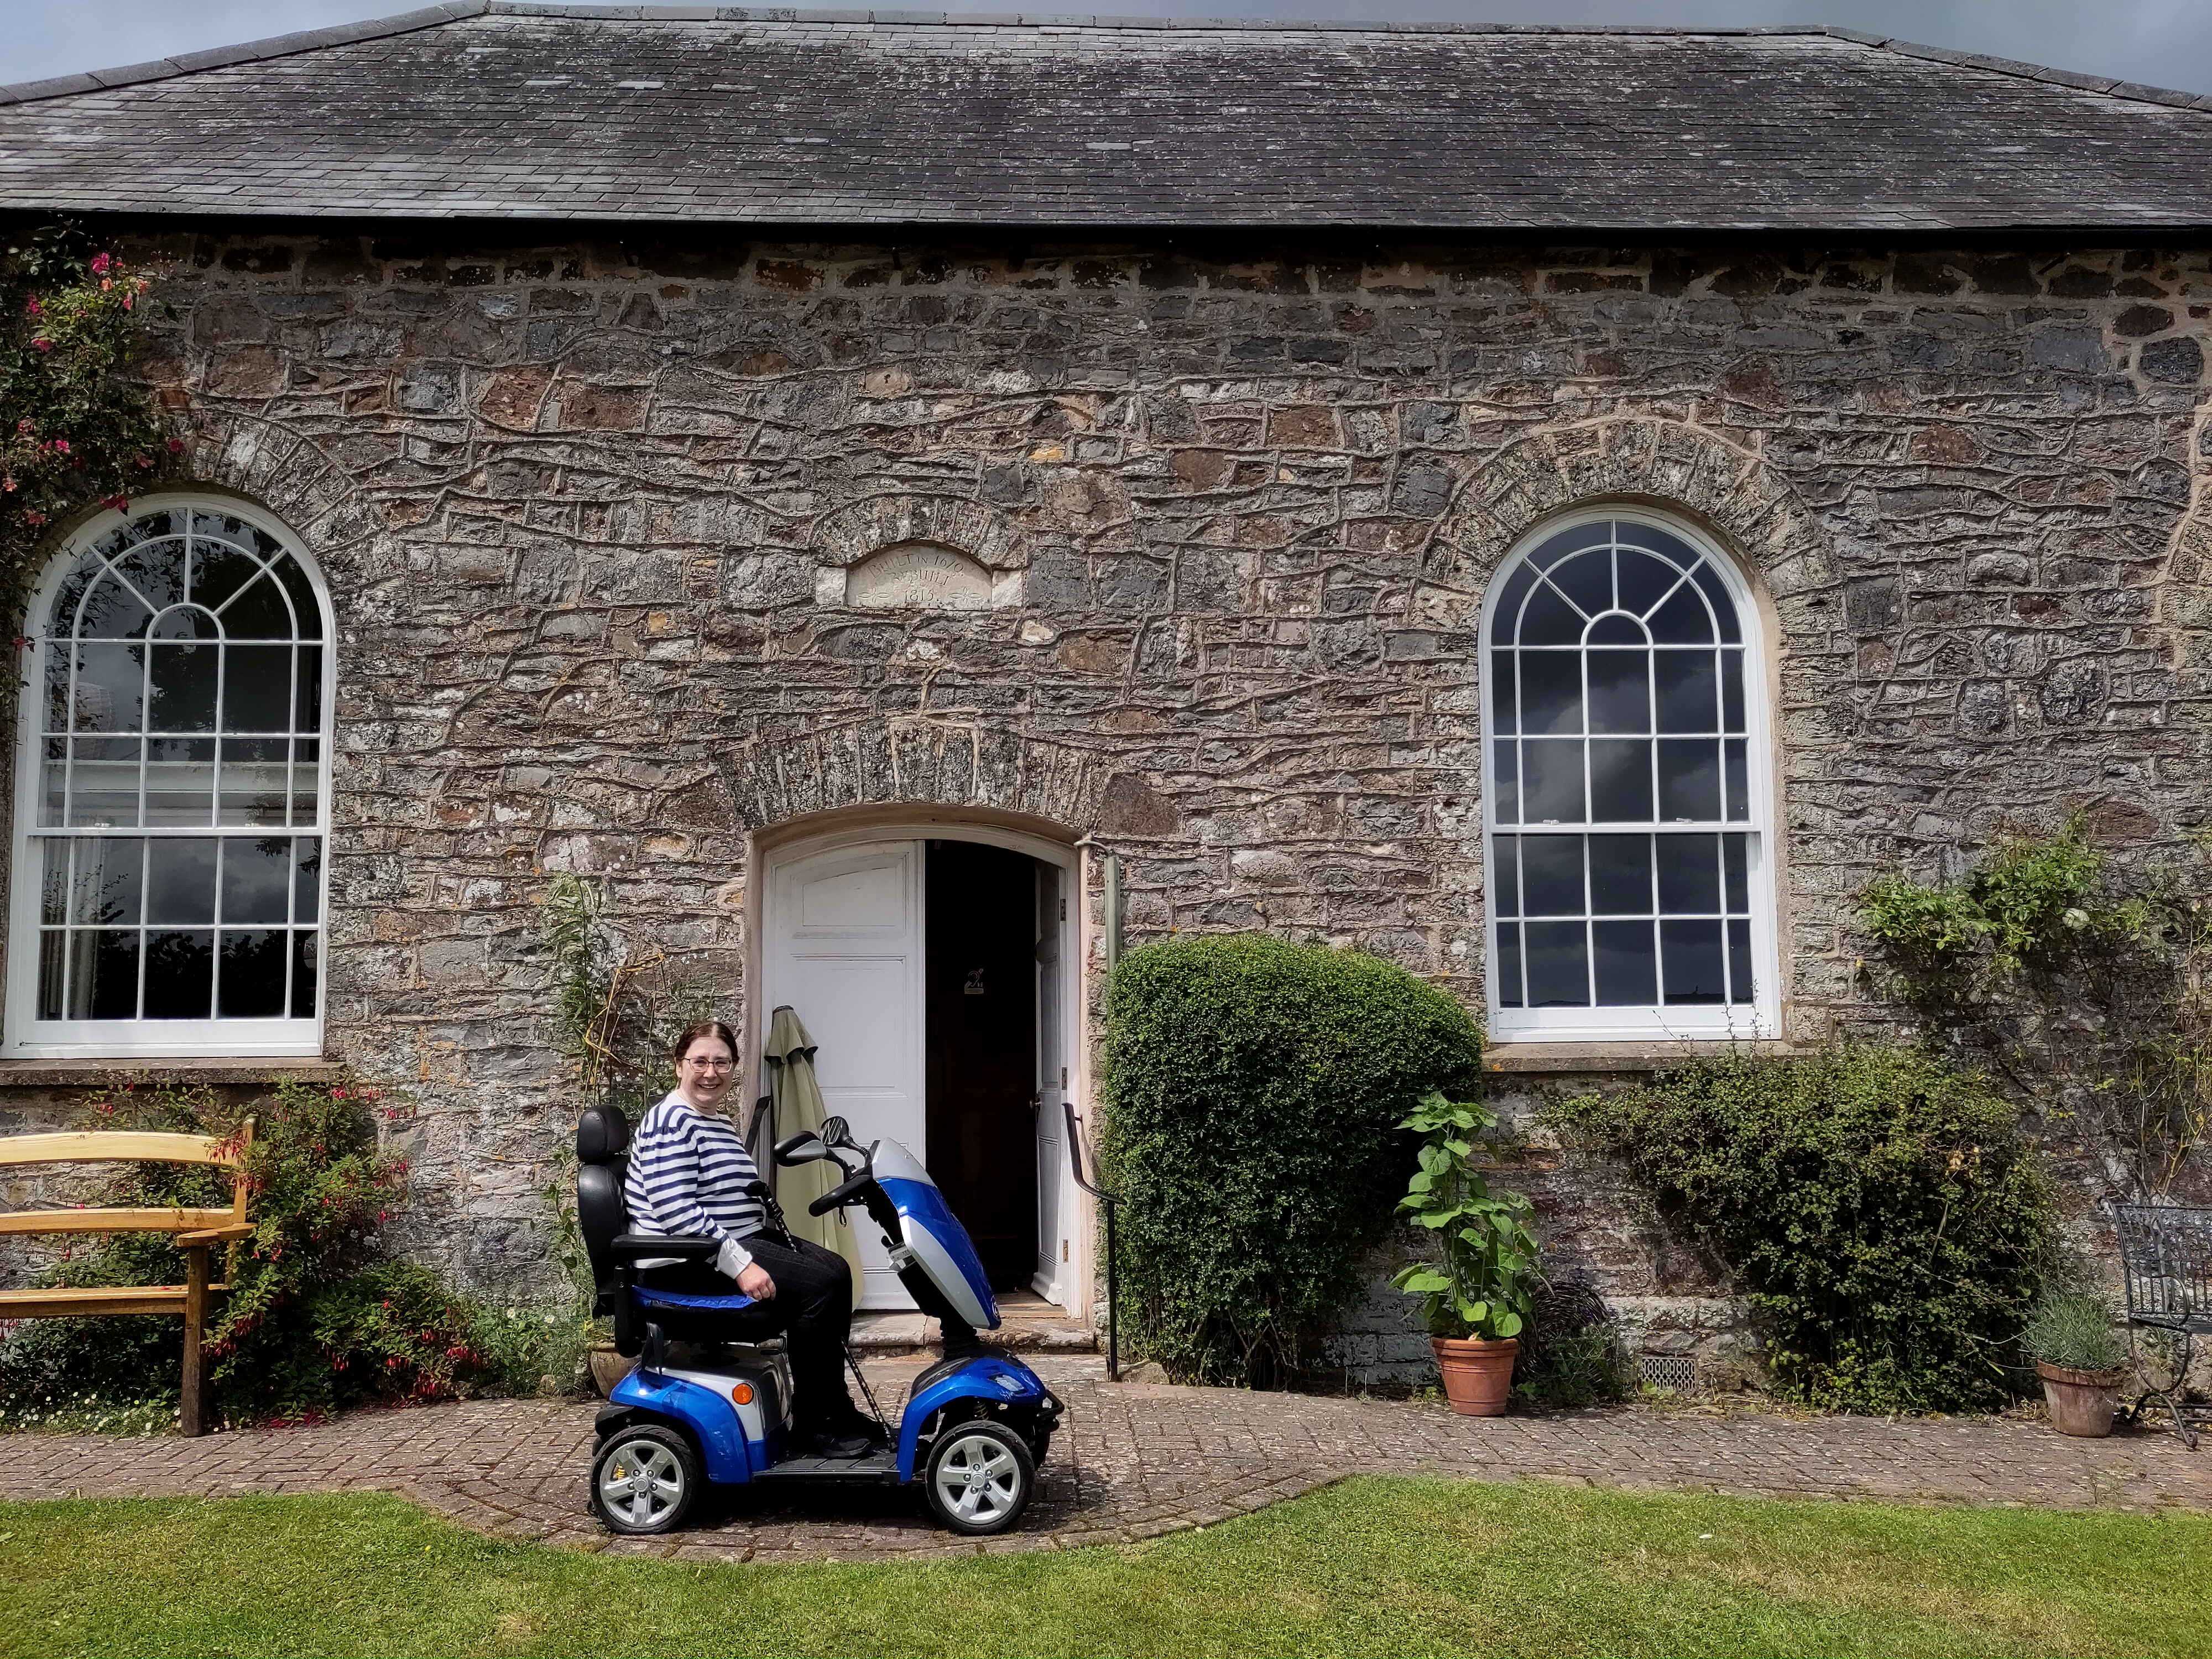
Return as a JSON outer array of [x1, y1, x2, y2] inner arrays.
[[5, 0, 2212, 97]]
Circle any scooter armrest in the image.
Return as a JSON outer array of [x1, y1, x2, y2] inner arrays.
[[609, 1234, 722, 1260]]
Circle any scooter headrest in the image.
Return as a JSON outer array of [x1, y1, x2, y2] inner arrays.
[[576, 1104, 631, 1166]]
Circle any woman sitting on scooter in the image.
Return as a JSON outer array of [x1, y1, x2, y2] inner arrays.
[[624, 1019, 882, 1458]]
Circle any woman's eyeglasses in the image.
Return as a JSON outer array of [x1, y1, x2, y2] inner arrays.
[[682, 1056, 735, 1071]]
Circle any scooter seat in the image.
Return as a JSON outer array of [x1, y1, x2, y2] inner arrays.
[[633, 1286, 758, 1313]]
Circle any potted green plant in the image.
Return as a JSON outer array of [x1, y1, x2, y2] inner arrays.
[[2022, 1287, 2129, 1437], [1391, 1091, 1539, 1416]]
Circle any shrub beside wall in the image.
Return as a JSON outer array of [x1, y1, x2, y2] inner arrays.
[[1544, 1046, 2054, 1415], [1102, 934, 1484, 1387]]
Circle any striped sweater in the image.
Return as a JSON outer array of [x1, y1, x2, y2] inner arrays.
[[623, 1092, 766, 1272]]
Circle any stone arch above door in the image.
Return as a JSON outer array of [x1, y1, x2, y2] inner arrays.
[[1418, 416, 1837, 634], [723, 719, 1111, 835]]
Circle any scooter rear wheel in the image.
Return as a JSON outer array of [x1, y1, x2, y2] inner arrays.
[[923, 1419, 1035, 1535], [592, 1422, 698, 1535]]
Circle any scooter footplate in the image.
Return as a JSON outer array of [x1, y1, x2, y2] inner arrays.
[[751, 1449, 899, 1482]]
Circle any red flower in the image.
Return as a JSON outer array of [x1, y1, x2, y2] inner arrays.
[[90, 252, 111, 274], [51, 439, 68, 454], [30, 337, 50, 352], [165, 437, 182, 453], [23, 297, 37, 314]]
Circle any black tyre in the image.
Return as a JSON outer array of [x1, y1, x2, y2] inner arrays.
[[591, 1421, 698, 1535], [923, 1418, 1035, 1536]]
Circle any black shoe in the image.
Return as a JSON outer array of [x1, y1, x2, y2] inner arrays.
[[790, 1425, 872, 1459], [836, 1407, 892, 1448]]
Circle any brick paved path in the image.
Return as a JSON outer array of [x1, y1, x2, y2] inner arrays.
[[2, 1356, 2206, 1564]]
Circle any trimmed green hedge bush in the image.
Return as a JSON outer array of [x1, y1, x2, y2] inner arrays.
[[1543, 1045, 2054, 1415], [1101, 935, 1484, 1386]]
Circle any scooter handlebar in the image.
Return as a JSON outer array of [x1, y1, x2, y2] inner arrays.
[[808, 1168, 873, 1216]]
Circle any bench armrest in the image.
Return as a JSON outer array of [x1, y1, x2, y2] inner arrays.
[[609, 1234, 721, 1261], [175, 1222, 256, 1246]]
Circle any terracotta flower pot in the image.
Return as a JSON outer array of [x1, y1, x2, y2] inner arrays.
[[2036, 1359, 2127, 1438], [1432, 1335, 1519, 1416]]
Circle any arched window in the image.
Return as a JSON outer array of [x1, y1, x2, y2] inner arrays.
[[1483, 510, 1775, 1041], [7, 497, 332, 1056]]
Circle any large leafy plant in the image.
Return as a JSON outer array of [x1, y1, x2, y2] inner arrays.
[[1391, 1092, 1537, 1342]]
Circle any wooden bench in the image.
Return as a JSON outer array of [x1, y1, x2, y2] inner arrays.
[[0, 1124, 254, 1436]]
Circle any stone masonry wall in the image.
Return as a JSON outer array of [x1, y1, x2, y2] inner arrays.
[[7, 229, 2211, 1330]]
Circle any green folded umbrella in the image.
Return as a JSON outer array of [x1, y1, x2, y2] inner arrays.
[[762, 1004, 867, 1307]]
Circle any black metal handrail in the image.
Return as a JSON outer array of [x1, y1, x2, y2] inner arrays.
[[1064, 1097, 1120, 1380]]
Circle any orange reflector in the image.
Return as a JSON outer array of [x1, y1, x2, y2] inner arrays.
[[730, 1382, 754, 1405]]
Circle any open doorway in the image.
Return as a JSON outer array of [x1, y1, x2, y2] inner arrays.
[[925, 840, 1036, 1291], [758, 822, 1078, 1313]]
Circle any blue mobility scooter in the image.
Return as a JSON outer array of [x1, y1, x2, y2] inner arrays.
[[574, 1105, 1062, 1536]]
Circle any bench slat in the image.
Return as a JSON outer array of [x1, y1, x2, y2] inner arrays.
[[0, 1285, 228, 1318], [0, 1131, 240, 1169], [0, 1208, 241, 1236]]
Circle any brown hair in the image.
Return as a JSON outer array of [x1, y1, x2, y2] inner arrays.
[[672, 1019, 740, 1067]]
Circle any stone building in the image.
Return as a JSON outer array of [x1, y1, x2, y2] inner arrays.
[[2, 4, 2209, 1375]]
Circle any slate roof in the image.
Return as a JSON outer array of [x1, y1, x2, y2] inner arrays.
[[4, 2, 2212, 232]]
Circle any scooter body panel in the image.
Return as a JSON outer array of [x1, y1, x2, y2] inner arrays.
[[870, 1138, 999, 1331], [894, 1351, 1053, 1480], [608, 1353, 792, 1483]]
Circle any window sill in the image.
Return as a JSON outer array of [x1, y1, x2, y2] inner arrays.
[[1483, 1039, 1796, 1075], [0, 1057, 343, 1089]]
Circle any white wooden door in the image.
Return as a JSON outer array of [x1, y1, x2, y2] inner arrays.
[[764, 839, 924, 1310], [1032, 863, 1066, 1302]]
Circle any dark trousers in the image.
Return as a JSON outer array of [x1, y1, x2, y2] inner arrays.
[[638, 1235, 856, 1425]]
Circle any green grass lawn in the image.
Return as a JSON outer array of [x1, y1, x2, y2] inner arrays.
[[1, 1476, 2206, 1658]]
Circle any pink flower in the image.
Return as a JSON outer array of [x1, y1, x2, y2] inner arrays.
[[90, 252, 110, 274], [51, 439, 67, 454], [100, 278, 112, 292], [165, 437, 183, 453], [121, 293, 132, 310], [1, 477, 12, 493], [30, 337, 50, 352], [23, 297, 37, 315], [23, 511, 44, 525], [15, 419, 32, 434]]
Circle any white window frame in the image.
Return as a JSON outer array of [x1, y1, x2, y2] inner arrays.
[[1480, 507, 1778, 1044], [6, 493, 336, 1058]]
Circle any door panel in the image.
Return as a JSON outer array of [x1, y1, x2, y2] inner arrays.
[[765, 840, 922, 1310], [1034, 862, 1065, 1302]]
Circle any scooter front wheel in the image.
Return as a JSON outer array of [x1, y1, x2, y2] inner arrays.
[[592, 1422, 698, 1535], [924, 1419, 1035, 1535]]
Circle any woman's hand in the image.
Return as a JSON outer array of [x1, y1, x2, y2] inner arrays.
[[738, 1261, 776, 1300]]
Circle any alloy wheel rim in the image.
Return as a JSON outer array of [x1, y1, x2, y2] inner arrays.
[[933, 1431, 1021, 1521], [599, 1439, 683, 1526]]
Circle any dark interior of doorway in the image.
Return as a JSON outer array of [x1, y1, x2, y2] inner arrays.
[[925, 839, 1039, 1291]]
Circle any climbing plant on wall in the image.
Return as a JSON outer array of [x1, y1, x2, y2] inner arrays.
[[1, 222, 174, 616], [1858, 818, 2212, 1199]]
